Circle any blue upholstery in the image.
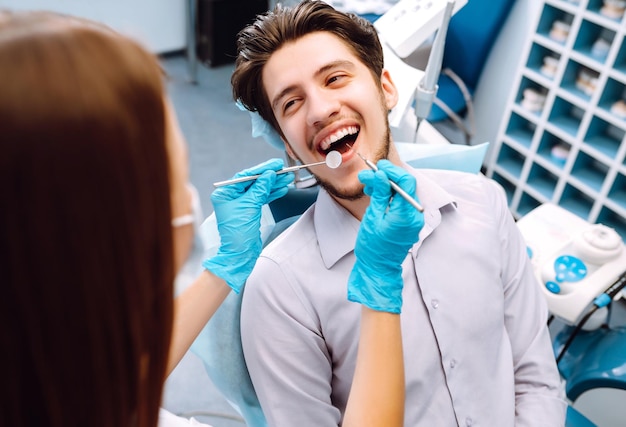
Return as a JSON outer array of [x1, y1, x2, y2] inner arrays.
[[427, 0, 515, 122], [566, 406, 597, 427], [554, 325, 626, 402], [190, 289, 266, 426], [552, 304, 626, 425]]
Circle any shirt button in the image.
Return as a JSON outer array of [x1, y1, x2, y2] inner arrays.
[[431, 299, 439, 309], [449, 359, 457, 369], [465, 417, 473, 426]]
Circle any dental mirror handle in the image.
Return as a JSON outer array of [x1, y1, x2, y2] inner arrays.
[[359, 155, 424, 213], [213, 161, 326, 187]]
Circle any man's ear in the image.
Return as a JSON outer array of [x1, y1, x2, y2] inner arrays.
[[381, 69, 399, 111]]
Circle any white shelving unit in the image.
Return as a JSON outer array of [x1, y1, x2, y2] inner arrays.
[[484, 0, 626, 239]]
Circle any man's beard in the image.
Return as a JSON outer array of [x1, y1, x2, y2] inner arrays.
[[287, 91, 393, 201], [315, 122, 391, 201]]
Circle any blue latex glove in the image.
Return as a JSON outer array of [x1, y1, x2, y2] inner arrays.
[[347, 160, 425, 313], [202, 158, 293, 293]]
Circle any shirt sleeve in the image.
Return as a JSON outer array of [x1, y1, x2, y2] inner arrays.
[[490, 180, 568, 426], [241, 256, 342, 427]]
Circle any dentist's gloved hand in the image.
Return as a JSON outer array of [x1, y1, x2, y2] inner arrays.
[[348, 160, 424, 313], [202, 158, 293, 294]]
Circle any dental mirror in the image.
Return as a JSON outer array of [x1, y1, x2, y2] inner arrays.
[[325, 150, 342, 169], [213, 150, 343, 187]]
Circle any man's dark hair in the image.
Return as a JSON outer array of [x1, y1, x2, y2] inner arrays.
[[231, 0, 384, 136]]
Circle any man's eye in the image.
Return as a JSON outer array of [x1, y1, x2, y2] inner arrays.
[[283, 99, 296, 112], [327, 74, 345, 85]]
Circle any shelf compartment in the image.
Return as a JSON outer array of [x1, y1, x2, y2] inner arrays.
[[495, 144, 528, 179], [597, 206, 626, 241], [559, 183, 594, 219], [527, 42, 561, 80], [548, 0, 580, 13], [516, 77, 549, 115], [492, 171, 517, 206], [614, 36, 626, 75], [607, 173, 626, 211], [518, 192, 543, 217], [561, 59, 600, 101], [586, 0, 604, 14], [583, 116, 625, 159], [537, 130, 572, 169], [527, 162, 559, 200], [570, 150, 610, 192], [573, 20, 615, 64], [587, 0, 626, 23], [537, 4, 575, 45], [599, 77, 626, 121], [548, 96, 585, 137], [505, 112, 537, 148]]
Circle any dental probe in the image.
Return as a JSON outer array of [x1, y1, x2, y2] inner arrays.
[[357, 152, 424, 213], [213, 150, 342, 187]]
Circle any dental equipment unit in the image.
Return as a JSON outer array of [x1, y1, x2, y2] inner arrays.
[[516, 204, 626, 330]]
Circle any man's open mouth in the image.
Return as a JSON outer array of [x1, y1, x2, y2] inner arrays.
[[319, 126, 359, 155]]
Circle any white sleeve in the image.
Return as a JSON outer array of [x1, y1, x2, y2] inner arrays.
[[158, 409, 213, 427]]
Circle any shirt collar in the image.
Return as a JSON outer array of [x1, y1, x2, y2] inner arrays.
[[314, 164, 458, 269], [314, 188, 361, 269]]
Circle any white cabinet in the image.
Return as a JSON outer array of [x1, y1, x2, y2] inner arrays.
[[485, 0, 626, 239], [0, 0, 186, 53]]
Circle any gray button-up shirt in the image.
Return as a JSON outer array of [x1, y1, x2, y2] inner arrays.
[[241, 166, 567, 426]]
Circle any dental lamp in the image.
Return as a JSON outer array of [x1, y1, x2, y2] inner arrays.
[[413, 0, 455, 141], [374, 0, 466, 141]]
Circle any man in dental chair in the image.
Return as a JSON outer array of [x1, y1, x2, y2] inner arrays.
[[232, 1, 567, 425]]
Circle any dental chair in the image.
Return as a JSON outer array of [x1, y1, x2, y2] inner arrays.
[[425, 0, 515, 144], [358, 0, 515, 145], [553, 302, 626, 426]]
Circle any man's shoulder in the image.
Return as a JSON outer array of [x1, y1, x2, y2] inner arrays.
[[415, 169, 502, 199], [414, 167, 486, 185], [261, 206, 318, 262]]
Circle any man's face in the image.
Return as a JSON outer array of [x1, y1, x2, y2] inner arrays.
[[262, 31, 398, 201]]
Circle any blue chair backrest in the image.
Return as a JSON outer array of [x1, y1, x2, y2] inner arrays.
[[442, 0, 515, 91]]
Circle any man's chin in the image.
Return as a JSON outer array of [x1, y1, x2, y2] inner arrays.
[[317, 179, 365, 201]]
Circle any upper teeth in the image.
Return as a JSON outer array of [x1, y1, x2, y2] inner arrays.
[[320, 126, 358, 151]]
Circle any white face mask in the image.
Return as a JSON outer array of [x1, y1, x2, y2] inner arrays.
[[171, 184, 205, 295]]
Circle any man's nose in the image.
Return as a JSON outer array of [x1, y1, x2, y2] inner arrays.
[[306, 88, 340, 128]]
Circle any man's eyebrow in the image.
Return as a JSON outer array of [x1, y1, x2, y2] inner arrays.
[[270, 60, 356, 111], [271, 84, 298, 111]]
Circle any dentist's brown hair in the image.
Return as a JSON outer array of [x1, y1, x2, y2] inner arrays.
[[0, 11, 173, 427]]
